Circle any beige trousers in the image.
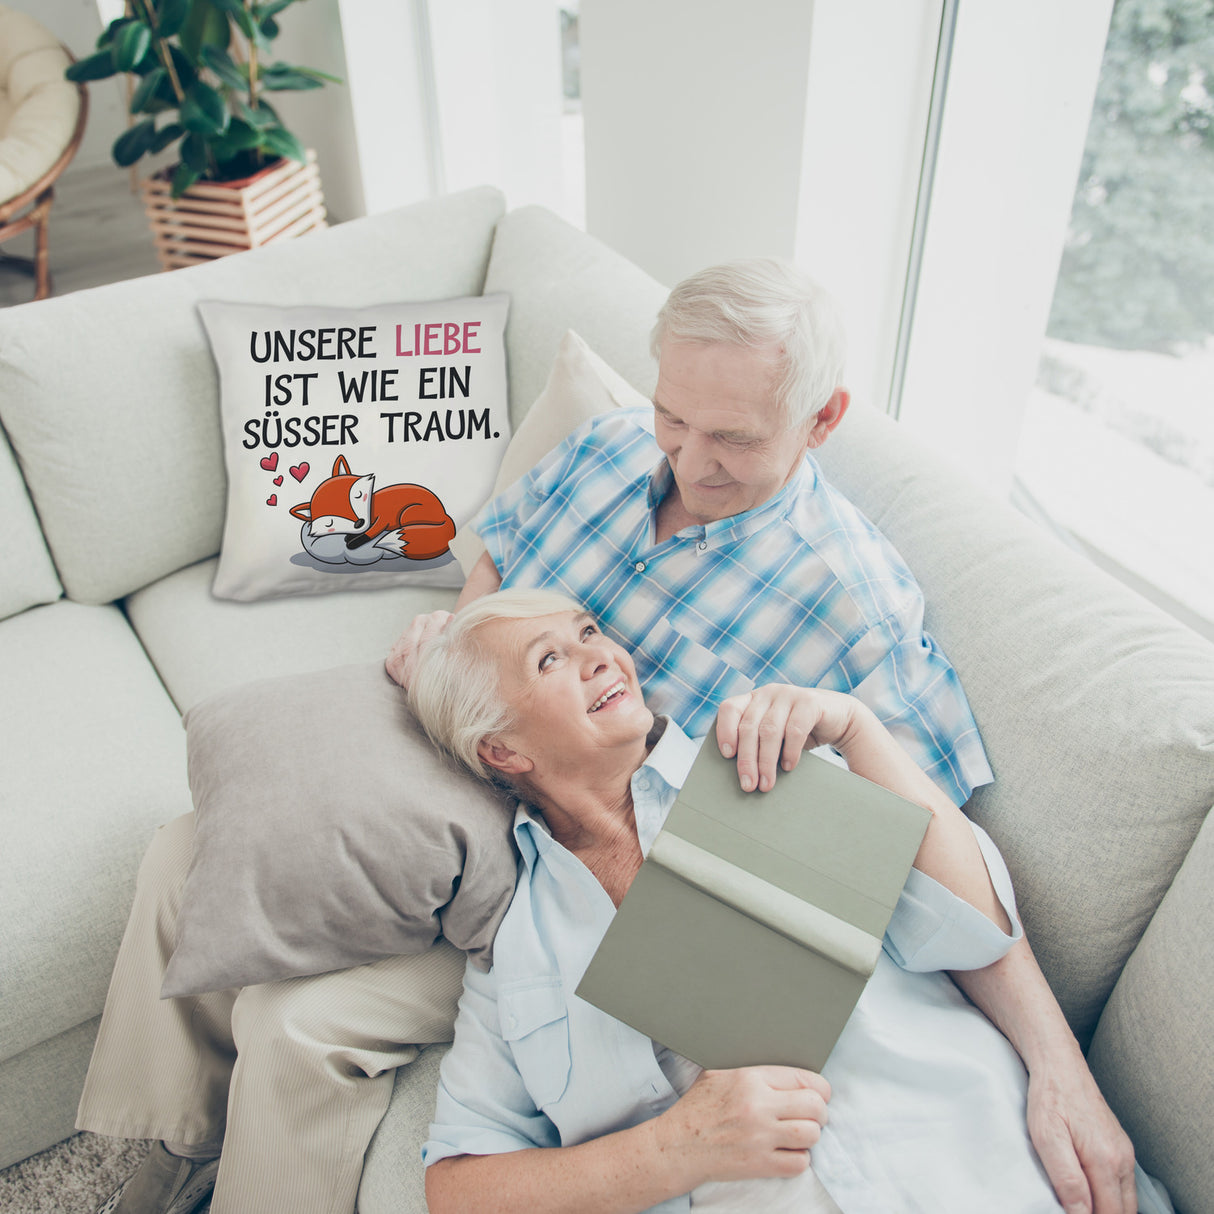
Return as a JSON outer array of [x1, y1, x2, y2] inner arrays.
[[76, 814, 466, 1214]]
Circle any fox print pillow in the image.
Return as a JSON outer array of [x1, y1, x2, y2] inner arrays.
[[198, 295, 511, 601]]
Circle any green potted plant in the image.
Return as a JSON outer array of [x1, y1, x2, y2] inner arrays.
[[67, 0, 339, 266]]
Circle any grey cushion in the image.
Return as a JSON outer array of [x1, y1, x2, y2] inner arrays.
[[1088, 804, 1214, 1214], [0, 187, 506, 605], [815, 402, 1214, 1045], [0, 424, 60, 620], [162, 663, 519, 997], [484, 204, 668, 429], [124, 556, 457, 714], [0, 600, 190, 1062]]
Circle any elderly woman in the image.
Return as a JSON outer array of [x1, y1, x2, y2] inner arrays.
[[408, 588, 1088, 1214]]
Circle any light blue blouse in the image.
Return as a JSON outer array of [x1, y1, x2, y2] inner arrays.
[[424, 721, 1066, 1212]]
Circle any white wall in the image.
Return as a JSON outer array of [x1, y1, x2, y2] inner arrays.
[[579, 0, 818, 288]]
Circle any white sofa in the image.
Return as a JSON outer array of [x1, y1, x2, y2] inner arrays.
[[0, 186, 1211, 1214]]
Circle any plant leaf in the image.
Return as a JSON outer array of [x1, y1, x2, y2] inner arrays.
[[180, 0, 231, 63], [234, 97, 279, 129], [129, 66, 167, 113], [96, 17, 128, 49], [260, 125, 305, 163], [180, 131, 210, 172], [260, 62, 323, 91], [112, 118, 157, 167], [112, 20, 152, 72], [150, 121, 185, 153], [255, 0, 297, 19], [181, 80, 230, 135], [259, 15, 279, 40], [222, 118, 263, 150], [200, 44, 248, 90], [66, 50, 119, 82], [155, 0, 191, 39], [171, 162, 201, 197]]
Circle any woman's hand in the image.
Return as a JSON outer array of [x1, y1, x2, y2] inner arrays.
[[385, 610, 453, 688], [654, 1066, 831, 1185], [716, 684, 861, 792]]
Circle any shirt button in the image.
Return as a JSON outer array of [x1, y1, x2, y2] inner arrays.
[[697, 541, 707, 551], [634, 561, 646, 573]]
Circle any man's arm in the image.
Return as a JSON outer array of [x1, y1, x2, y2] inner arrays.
[[951, 941, 1137, 1214]]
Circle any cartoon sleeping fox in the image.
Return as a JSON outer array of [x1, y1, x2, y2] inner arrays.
[[289, 455, 456, 566]]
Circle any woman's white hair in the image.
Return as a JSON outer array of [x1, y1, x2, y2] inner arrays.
[[650, 258, 847, 429], [407, 588, 586, 782]]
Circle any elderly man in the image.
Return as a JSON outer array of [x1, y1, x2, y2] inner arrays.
[[388, 259, 1136, 1214]]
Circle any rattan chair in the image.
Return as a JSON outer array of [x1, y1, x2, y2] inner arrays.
[[0, 6, 87, 302]]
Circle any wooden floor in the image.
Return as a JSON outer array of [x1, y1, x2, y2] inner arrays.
[[0, 162, 162, 308]]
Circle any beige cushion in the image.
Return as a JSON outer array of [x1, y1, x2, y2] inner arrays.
[[1088, 806, 1214, 1214], [814, 402, 1214, 1046], [163, 663, 518, 997], [0, 600, 191, 1063], [449, 329, 647, 575], [0, 186, 506, 605], [0, 8, 77, 201]]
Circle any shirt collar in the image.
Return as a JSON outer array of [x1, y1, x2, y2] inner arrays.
[[645, 456, 817, 547], [512, 716, 703, 869]]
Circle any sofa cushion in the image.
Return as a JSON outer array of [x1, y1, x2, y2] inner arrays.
[[0, 186, 506, 606], [1088, 804, 1214, 1214], [124, 556, 456, 714], [197, 293, 510, 602], [813, 402, 1214, 1045], [0, 421, 60, 620], [0, 600, 191, 1063], [483, 205, 668, 430]]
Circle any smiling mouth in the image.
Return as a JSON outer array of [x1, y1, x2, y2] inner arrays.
[[588, 681, 627, 713]]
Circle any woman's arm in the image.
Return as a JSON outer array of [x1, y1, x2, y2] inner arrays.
[[715, 684, 1010, 931], [427, 1065, 830, 1214]]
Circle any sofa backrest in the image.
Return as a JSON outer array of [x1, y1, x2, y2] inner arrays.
[[0, 186, 507, 606], [0, 419, 60, 620]]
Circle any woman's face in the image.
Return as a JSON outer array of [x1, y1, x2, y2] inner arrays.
[[477, 610, 653, 776]]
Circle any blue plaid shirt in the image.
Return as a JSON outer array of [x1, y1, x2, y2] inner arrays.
[[476, 407, 992, 806]]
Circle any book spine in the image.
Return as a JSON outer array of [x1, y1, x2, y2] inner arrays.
[[648, 832, 882, 977]]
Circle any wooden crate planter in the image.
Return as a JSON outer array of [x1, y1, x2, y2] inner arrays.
[[140, 151, 327, 271]]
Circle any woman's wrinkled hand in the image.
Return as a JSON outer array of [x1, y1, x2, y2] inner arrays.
[[385, 610, 454, 689], [715, 684, 860, 792], [654, 1066, 831, 1185]]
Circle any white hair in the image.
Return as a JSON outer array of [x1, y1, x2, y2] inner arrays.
[[650, 258, 847, 428], [408, 588, 586, 782]]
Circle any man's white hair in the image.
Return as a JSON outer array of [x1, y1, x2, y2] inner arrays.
[[408, 588, 586, 782], [650, 258, 847, 429]]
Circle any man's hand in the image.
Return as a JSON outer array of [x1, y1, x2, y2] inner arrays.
[[715, 684, 859, 792], [653, 1066, 830, 1186], [385, 610, 453, 689], [1026, 1061, 1137, 1214]]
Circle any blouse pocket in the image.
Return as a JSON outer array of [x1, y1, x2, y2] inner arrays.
[[499, 978, 572, 1109]]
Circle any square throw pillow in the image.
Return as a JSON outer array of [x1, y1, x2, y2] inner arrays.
[[449, 329, 650, 576], [162, 662, 519, 998], [198, 294, 511, 602]]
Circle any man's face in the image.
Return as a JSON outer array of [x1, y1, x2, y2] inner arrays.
[[652, 340, 816, 524]]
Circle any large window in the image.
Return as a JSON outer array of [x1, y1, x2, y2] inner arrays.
[[1013, 0, 1213, 636]]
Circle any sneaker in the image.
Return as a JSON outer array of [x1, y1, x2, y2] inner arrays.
[[96, 1142, 220, 1214]]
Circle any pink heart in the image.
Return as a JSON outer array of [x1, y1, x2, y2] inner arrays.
[[290, 463, 310, 482], [266, 494, 277, 506], [273, 475, 283, 486], [260, 452, 279, 472]]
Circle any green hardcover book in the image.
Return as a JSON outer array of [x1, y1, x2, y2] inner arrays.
[[575, 743, 932, 1072]]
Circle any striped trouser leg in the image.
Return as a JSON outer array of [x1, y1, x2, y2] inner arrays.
[[77, 812, 468, 1214]]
